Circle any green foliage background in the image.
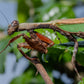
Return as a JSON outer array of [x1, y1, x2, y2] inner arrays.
[[0, 0, 84, 84]]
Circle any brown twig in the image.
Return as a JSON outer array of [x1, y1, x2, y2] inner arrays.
[[19, 49, 53, 84], [31, 58, 53, 84], [18, 48, 53, 83]]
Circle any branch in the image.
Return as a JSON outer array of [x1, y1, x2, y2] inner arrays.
[[31, 58, 53, 84], [22, 50, 53, 84]]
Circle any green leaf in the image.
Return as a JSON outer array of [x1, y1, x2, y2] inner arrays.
[[0, 37, 11, 73], [58, 23, 84, 32]]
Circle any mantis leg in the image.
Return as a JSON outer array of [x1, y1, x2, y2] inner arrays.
[[17, 43, 38, 61], [72, 40, 81, 79], [18, 43, 33, 49], [0, 33, 34, 53], [0, 33, 25, 53]]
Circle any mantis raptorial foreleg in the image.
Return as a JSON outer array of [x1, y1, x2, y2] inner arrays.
[[18, 43, 33, 49], [17, 43, 37, 61], [0, 33, 25, 53]]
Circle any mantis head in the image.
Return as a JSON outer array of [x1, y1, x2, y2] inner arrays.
[[8, 20, 19, 35]]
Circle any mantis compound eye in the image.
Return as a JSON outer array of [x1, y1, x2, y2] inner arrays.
[[8, 20, 19, 35], [11, 20, 19, 27]]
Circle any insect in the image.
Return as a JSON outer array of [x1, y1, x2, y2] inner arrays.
[[1, 18, 84, 79]]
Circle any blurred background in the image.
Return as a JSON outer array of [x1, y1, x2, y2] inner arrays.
[[0, 0, 84, 84]]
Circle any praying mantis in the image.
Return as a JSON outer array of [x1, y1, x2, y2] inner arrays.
[[1, 18, 84, 80]]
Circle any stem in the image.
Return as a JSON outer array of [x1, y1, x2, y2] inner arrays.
[[31, 58, 53, 84]]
